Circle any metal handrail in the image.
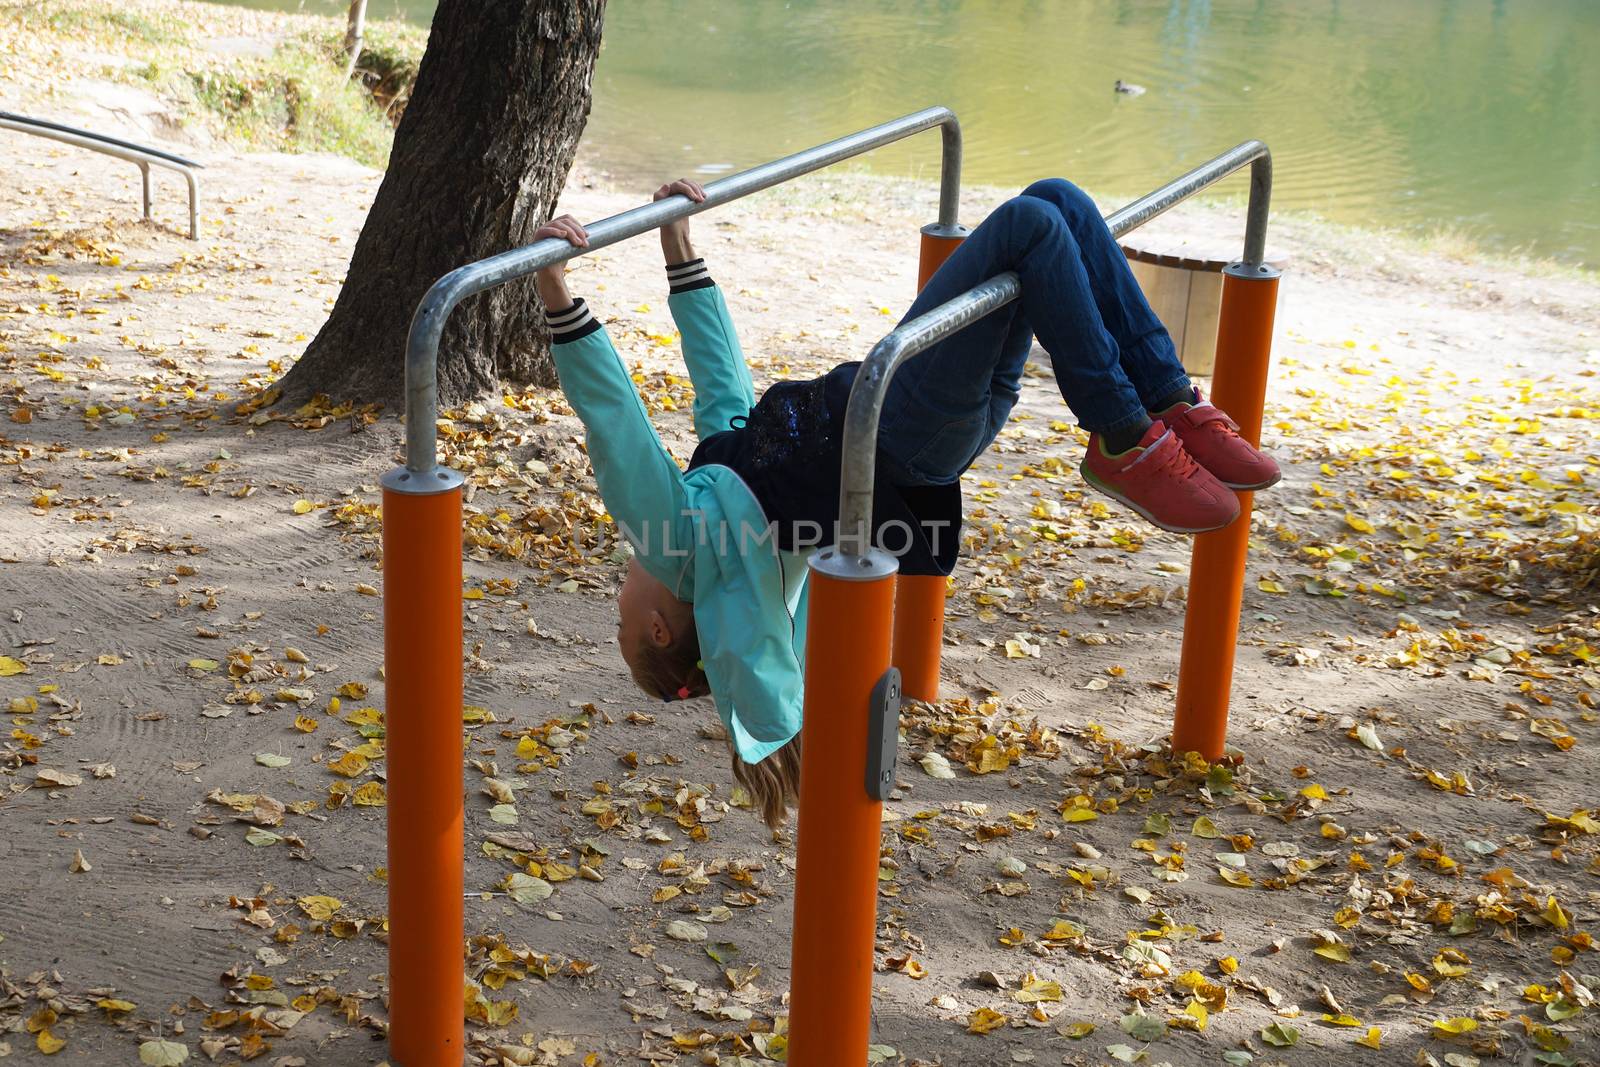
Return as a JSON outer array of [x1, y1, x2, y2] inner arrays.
[[834, 140, 1273, 555], [398, 105, 964, 478], [0, 110, 202, 240]]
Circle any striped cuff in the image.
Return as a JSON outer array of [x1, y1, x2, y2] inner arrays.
[[546, 297, 601, 342], [665, 258, 714, 294]]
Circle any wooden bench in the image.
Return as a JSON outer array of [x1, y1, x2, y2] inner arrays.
[[1121, 240, 1287, 376]]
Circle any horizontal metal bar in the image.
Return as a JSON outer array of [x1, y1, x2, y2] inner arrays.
[[0, 114, 202, 239], [1102, 140, 1271, 259], [836, 141, 1273, 552], [0, 110, 204, 168], [835, 273, 1020, 555], [401, 106, 964, 476]]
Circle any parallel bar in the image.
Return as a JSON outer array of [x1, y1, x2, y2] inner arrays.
[[837, 141, 1273, 554], [836, 273, 1021, 554], [1102, 141, 1271, 265], [380, 107, 965, 1065], [401, 105, 964, 476], [1242, 153, 1273, 269], [0, 113, 203, 239], [802, 139, 1278, 1063], [0, 110, 203, 166], [936, 119, 963, 234]]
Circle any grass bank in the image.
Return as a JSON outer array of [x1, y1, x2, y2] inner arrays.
[[0, 0, 425, 167]]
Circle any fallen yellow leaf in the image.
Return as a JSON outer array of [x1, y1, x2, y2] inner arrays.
[[1344, 513, 1376, 534], [352, 781, 386, 807], [967, 1007, 1007, 1034], [1431, 1017, 1478, 1037], [328, 752, 369, 777], [297, 895, 343, 922]]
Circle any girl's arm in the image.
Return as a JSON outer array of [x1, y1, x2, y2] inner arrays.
[[669, 270, 755, 441], [654, 179, 755, 441], [535, 219, 694, 572]]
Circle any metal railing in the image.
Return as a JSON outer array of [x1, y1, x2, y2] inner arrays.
[[396, 104, 964, 481], [787, 139, 1279, 1067], [830, 140, 1272, 560], [0, 110, 202, 240], [381, 105, 966, 1067]]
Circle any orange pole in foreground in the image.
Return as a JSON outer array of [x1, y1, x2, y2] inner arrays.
[[1173, 265, 1281, 760], [788, 555, 897, 1067], [382, 479, 465, 1066], [890, 225, 967, 702]]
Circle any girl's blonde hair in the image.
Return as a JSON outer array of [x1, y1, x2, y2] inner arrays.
[[731, 734, 802, 830], [627, 615, 707, 703], [627, 616, 801, 830]]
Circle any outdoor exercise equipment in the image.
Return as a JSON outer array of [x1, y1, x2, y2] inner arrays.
[[386, 106, 963, 1066], [0, 110, 202, 239], [386, 104, 1277, 1065], [793, 139, 1276, 1067]]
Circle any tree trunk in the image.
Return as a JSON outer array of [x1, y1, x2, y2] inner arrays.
[[280, 0, 606, 410]]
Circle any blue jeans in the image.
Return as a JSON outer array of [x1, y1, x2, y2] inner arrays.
[[876, 178, 1191, 486]]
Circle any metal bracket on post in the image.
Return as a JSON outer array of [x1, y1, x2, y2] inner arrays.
[[865, 667, 902, 801]]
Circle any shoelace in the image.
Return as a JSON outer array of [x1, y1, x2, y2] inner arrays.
[[1142, 432, 1204, 484]]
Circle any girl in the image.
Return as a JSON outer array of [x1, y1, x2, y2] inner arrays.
[[532, 177, 1277, 827]]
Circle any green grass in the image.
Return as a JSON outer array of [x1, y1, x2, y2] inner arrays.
[[158, 37, 399, 167], [10, 3, 185, 46], [164, 22, 426, 169], [3, 0, 425, 169], [327, 22, 427, 123]]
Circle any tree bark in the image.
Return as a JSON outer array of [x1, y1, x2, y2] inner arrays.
[[280, 0, 606, 409]]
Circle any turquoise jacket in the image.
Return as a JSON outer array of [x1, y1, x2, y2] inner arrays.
[[549, 286, 809, 763]]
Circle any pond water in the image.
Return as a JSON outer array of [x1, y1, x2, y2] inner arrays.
[[214, 0, 1600, 266]]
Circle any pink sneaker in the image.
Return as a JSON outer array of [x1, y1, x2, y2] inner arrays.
[[1151, 389, 1280, 491], [1081, 421, 1240, 534]]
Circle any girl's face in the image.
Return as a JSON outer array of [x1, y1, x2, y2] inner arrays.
[[617, 557, 675, 674]]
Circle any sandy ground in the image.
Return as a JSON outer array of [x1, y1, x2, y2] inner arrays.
[[3, 12, 1600, 1067]]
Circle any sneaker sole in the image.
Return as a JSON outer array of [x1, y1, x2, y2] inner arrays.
[[1218, 469, 1282, 492], [1079, 464, 1237, 535]]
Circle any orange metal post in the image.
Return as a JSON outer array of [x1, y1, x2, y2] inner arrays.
[[892, 574, 946, 701], [788, 557, 896, 1067], [890, 226, 967, 703], [917, 225, 965, 290], [382, 481, 465, 1066], [1172, 265, 1281, 760]]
